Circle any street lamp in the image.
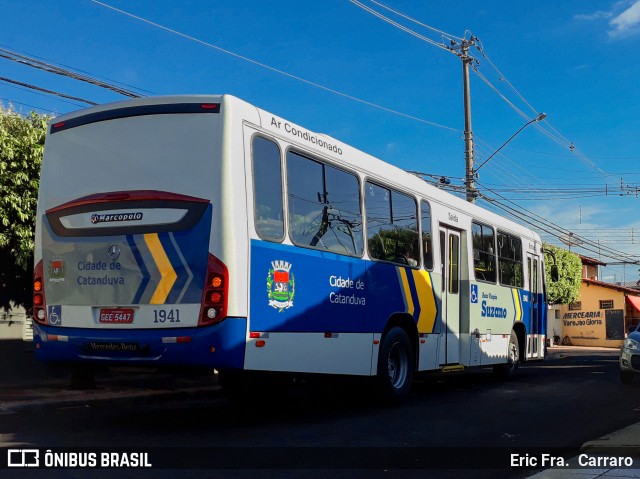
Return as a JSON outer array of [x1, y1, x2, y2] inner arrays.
[[466, 112, 547, 202]]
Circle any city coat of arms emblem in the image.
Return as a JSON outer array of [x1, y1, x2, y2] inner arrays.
[[267, 260, 295, 312], [48, 256, 65, 283]]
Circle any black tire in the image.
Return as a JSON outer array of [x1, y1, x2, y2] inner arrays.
[[620, 370, 635, 384], [376, 327, 414, 402], [494, 331, 520, 378]]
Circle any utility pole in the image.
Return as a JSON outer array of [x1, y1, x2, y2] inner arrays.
[[451, 36, 545, 203], [461, 39, 477, 203]]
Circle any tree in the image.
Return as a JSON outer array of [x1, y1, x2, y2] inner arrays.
[[0, 107, 49, 312], [543, 243, 582, 305]]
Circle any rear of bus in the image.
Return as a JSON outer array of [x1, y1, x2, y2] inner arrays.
[[32, 96, 247, 371]]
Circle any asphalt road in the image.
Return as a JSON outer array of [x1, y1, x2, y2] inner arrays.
[[0, 346, 638, 479]]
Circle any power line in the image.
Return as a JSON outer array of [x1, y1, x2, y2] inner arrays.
[[351, 1, 612, 186], [476, 182, 639, 263], [91, 0, 458, 132], [476, 48, 592, 179], [0, 47, 142, 98], [0, 43, 154, 97], [471, 67, 577, 158], [347, 1, 609, 202], [473, 137, 549, 198], [0, 97, 57, 114], [416, 175, 640, 262], [90, 0, 620, 204], [350, 1, 454, 53], [470, 55, 609, 180], [0, 77, 97, 105], [471, 44, 610, 179], [366, 0, 464, 41], [474, 45, 539, 118], [0, 78, 87, 109]]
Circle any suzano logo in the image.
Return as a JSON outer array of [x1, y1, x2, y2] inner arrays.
[[90, 212, 143, 224]]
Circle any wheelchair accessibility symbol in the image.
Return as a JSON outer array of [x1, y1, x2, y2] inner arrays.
[[470, 284, 479, 304], [48, 305, 62, 325]]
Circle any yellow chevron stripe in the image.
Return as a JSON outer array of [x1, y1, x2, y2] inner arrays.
[[412, 270, 437, 333], [398, 268, 414, 317], [512, 288, 522, 322], [144, 233, 177, 304]]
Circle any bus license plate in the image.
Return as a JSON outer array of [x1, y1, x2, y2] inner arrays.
[[99, 308, 134, 324]]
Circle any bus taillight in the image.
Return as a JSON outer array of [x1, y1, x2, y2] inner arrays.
[[199, 254, 228, 326], [33, 260, 47, 325]]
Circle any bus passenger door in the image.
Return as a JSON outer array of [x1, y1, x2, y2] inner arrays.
[[526, 253, 543, 359], [439, 227, 461, 365]]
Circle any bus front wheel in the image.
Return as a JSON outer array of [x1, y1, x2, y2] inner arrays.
[[494, 330, 520, 378], [376, 327, 414, 402]]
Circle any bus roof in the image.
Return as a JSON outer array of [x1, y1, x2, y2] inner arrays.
[[49, 94, 541, 242]]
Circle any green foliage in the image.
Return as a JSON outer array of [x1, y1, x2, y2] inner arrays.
[[0, 107, 49, 311], [543, 243, 582, 305]]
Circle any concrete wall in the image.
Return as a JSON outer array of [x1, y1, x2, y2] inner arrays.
[[559, 282, 625, 348], [0, 306, 27, 340]]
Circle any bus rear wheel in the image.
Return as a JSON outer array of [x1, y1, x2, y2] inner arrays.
[[376, 327, 414, 402]]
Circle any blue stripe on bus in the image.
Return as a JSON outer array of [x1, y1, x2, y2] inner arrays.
[[33, 317, 247, 369], [159, 232, 188, 304], [249, 240, 422, 334], [169, 204, 212, 304], [405, 268, 421, 322], [127, 234, 150, 304]]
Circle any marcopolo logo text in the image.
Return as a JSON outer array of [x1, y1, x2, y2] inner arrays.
[[90, 212, 143, 224]]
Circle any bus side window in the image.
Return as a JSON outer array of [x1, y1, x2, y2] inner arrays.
[[286, 151, 363, 256], [472, 222, 496, 283], [366, 182, 419, 267], [421, 200, 433, 270], [252, 136, 284, 242], [497, 232, 524, 288]]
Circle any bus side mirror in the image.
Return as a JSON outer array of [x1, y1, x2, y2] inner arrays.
[[550, 265, 559, 283], [544, 248, 559, 282]]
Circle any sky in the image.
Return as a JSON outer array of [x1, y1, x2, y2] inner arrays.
[[2, 0, 640, 284]]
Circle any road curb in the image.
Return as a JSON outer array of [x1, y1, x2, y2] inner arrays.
[[582, 422, 640, 455]]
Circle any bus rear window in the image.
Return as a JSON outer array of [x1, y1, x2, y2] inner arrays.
[[46, 191, 209, 237]]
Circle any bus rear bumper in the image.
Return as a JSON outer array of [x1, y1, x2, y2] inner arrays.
[[32, 317, 247, 370]]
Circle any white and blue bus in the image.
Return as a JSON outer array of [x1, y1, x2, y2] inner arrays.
[[33, 95, 547, 399]]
